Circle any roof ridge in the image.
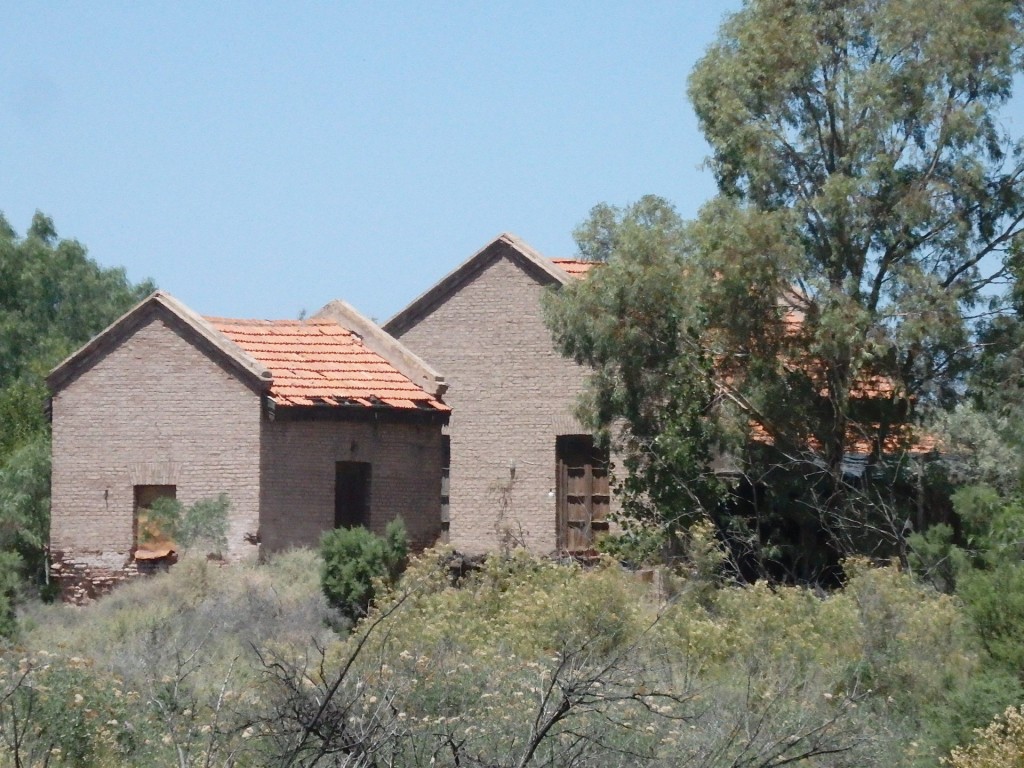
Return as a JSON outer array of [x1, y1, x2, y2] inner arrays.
[[312, 299, 447, 399], [203, 316, 337, 325], [210, 313, 450, 413], [384, 233, 571, 336]]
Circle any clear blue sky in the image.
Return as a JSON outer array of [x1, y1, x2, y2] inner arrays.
[[9, 0, 976, 324]]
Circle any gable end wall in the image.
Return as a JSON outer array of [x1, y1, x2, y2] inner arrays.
[[392, 250, 591, 554], [50, 315, 262, 600]]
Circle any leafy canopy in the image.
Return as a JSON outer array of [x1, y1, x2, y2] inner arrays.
[[548, 0, 1024, 571], [0, 212, 154, 590], [687, 0, 1024, 463], [0, 212, 154, 396]]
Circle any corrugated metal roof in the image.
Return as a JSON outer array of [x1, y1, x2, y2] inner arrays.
[[208, 318, 449, 412]]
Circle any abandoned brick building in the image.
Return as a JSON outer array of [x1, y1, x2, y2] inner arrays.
[[384, 233, 611, 555], [48, 291, 449, 600]]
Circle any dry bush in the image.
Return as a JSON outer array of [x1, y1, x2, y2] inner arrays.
[[945, 705, 1024, 767], [2, 545, 981, 767]]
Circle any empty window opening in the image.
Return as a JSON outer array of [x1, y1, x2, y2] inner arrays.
[[335, 462, 371, 529], [134, 484, 177, 559], [440, 436, 451, 543], [556, 436, 610, 553]]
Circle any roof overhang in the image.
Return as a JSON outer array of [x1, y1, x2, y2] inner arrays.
[[273, 402, 450, 426]]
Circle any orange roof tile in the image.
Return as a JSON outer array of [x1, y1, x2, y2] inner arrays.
[[135, 545, 176, 560], [207, 318, 449, 412], [550, 258, 599, 277], [748, 420, 935, 456]]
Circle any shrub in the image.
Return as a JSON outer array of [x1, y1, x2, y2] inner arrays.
[[0, 432, 51, 586], [139, 493, 229, 558], [320, 519, 408, 620], [20, 548, 337, 692], [6, 543, 987, 767], [0, 653, 137, 767], [0, 550, 23, 638], [946, 705, 1024, 767]]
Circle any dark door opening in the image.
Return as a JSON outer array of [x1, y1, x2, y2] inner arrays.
[[335, 462, 371, 529], [556, 436, 610, 552]]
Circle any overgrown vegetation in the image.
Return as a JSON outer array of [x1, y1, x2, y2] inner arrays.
[[547, 0, 1024, 579], [2, 0, 1024, 763], [319, 519, 408, 621], [537, 0, 1024, 760], [0, 539, 1003, 766], [140, 494, 232, 558], [0, 212, 153, 610]]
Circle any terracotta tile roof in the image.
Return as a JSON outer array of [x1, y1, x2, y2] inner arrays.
[[207, 318, 449, 411], [748, 420, 935, 457], [550, 258, 599, 277]]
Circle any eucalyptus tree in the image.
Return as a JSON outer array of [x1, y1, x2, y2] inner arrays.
[[548, 0, 1024, 571], [0, 212, 153, 591]]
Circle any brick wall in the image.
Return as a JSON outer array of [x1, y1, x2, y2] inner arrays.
[[259, 416, 444, 552], [51, 309, 446, 601], [392, 245, 592, 554], [50, 314, 263, 599]]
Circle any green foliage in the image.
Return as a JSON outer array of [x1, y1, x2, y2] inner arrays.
[[909, 485, 1024, 671], [945, 485, 1024, 685], [959, 563, 1024, 674], [22, 549, 335, 665], [0, 433, 50, 580], [11, 550, 338, 766], [0, 378, 47, 461], [0, 211, 154, 394], [546, 196, 727, 548], [0, 551, 23, 639], [968, 253, 1024, 435], [354, 548, 979, 765], [177, 495, 230, 555], [686, 0, 1024, 458], [374, 549, 647, 658], [595, 523, 667, 567], [549, 0, 1024, 574], [930, 667, 1024, 760], [0, 212, 154, 597], [2, 544, 1008, 766], [907, 483, 1024, 751], [953, 485, 1024, 563], [908, 522, 962, 593], [320, 518, 408, 620], [547, 195, 913, 578], [930, 404, 1024, 495], [911, 485, 1024, 589], [0, 653, 138, 767], [0, 432, 50, 634], [138, 494, 230, 557]]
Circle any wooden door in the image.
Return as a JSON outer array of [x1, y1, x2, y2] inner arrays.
[[556, 436, 610, 552]]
